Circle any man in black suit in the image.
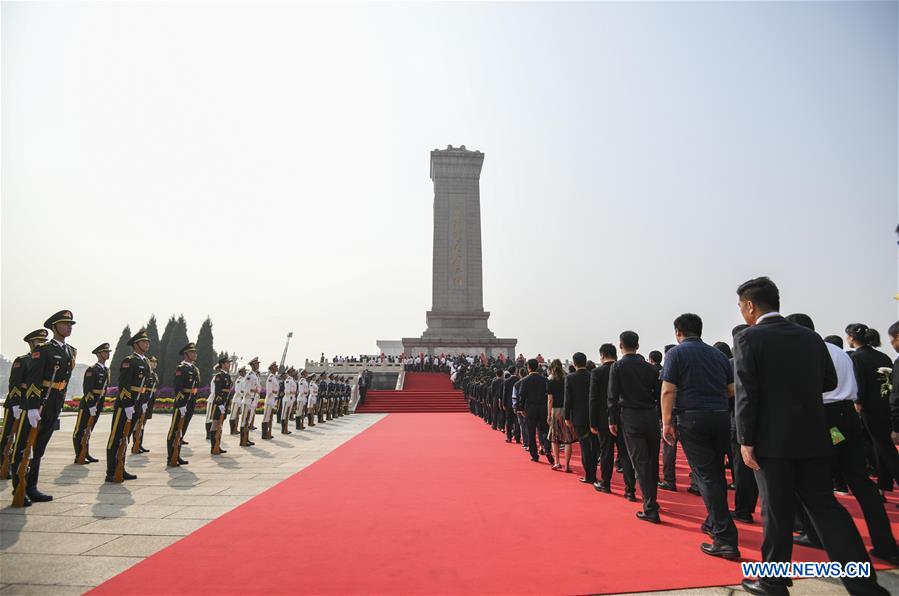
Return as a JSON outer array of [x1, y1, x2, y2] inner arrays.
[[565, 352, 599, 485], [609, 331, 661, 523], [590, 344, 629, 494], [491, 370, 504, 432], [734, 277, 887, 596], [517, 358, 554, 464], [503, 367, 521, 443]]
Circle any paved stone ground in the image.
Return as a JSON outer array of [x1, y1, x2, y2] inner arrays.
[[0, 412, 896, 595], [0, 411, 386, 594]]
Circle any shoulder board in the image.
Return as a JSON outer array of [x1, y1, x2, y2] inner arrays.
[[85, 370, 93, 377], [70, 346, 77, 358], [122, 361, 130, 368]]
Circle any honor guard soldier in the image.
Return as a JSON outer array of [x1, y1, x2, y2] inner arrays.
[[262, 362, 279, 440], [1, 329, 47, 479], [210, 355, 232, 454], [11, 310, 78, 507], [168, 343, 199, 466], [317, 375, 328, 423], [295, 370, 309, 430], [240, 358, 261, 446], [281, 368, 297, 435], [306, 374, 319, 427], [229, 366, 247, 435], [107, 330, 149, 482], [132, 356, 158, 454], [327, 375, 336, 420], [73, 342, 110, 464]]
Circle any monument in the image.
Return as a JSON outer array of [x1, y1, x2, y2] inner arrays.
[[401, 146, 517, 358]]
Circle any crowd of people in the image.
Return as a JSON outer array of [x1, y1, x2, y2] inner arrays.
[[0, 314, 358, 508], [323, 353, 400, 364], [457, 277, 898, 596]]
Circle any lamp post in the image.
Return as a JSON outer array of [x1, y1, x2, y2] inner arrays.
[[279, 332, 293, 373]]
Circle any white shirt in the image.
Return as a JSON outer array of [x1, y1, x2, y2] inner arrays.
[[823, 343, 858, 404], [755, 312, 781, 324]]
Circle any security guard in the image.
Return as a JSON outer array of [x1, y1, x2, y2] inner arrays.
[[168, 343, 199, 466], [262, 362, 279, 440], [73, 342, 110, 464], [107, 329, 149, 482], [131, 355, 158, 454], [210, 355, 232, 455], [11, 310, 78, 506], [0, 329, 47, 480]]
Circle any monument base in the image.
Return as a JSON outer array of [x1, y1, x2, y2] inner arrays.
[[402, 336, 517, 359]]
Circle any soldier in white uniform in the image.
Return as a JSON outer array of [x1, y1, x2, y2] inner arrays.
[[205, 364, 218, 441], [295, 370, 310, 430], [306, 374, 319, 427], [229, 367, 247, 435], [281, 368, 297, 435], [262, 362, 279, 440], [240, 357, 261, 447]]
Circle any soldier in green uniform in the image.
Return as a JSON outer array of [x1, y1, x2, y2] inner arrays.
[[106, 329, 149, 482], [73, 342, 110, 464], [131, 355, 158, 454], [168, 343, 199, 466], [0, 329, 47, 479], [210, 355, 232, 455], [12, 310, 78, 506]]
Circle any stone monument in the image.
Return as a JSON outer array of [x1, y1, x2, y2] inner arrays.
[[401, 146, 517, 358]]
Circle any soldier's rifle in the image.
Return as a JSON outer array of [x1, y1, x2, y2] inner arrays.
[[131, 379, 155, 455], [169, 379, 193, 466], [0, 388, 23, 477], [114, 375, 145, 482], [12, 364, 58, 507]]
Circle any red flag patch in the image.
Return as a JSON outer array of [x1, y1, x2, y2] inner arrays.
[[32, 352, 40, 359], [122, 362, 130, 368]]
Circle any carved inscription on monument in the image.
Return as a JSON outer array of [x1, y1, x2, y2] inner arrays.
[[450, 204, 464, 288]]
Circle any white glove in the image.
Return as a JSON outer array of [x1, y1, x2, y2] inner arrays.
[[11, 405, 21, 419], [89, 406, 97, 417], [179, 406, 187, 416], [218, 405, 225, 414], [27, 409, 40, 426], [124, 406, 134, 420]]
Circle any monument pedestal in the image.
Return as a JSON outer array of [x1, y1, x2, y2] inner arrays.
[[401, 336, 517, 359]]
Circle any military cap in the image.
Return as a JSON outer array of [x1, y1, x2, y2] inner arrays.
[[44, 309, 76, 328], [149, 356, 158, 363], [268, 361, 278, 370], [92, 342, 111, 355], [127, 329, 150, 346], [179, 342, 197, 355], [248, 357, 260, 366], [217, 355, 232, 366], [23, 329, 48, 343]]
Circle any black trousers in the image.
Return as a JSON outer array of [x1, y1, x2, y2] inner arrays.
[[504, 407, 520, 442], [574, 424, 599, 482], [677, 410, 738, 547], [731, 418, 759, 517], [861, 408, 899, 492], [526, 411, 551, 462], [620, 408, 660, 514], [754, 455, 887, 595], [183, 399, 196, 436], [800, 401, 898, 555], [598, 423, 614, 485], [661, 418, 678, 485], [105, 408, 130, 476]]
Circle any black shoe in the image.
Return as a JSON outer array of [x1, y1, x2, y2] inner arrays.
[[593, 481, 611, 494], [740, 580, 789, 596], [727, 482, 736, 490], [530, 457, 539, 462], [687, 485, 701, 496], [140, 448, 149, 453], [833, 484, 849, 495], [122, 471, 137, 481], [105, 474, 117, 482], [615, 465, 623, 473], [869, 548, 899, 565], [86, 455, 99, 463], [579, 477, 594, 484], [732, 511, 754, 524], [247, 440, 255, 446], [546, 456, 555, 466], [218, 449, 227, 454], [178, 458, 189, 465], [700, 524, 713, 537], [636, 511, 660, 524], [181, 440, 189, 445], [26, 488, 52, 502], [701, 542, 740, 559], [658, 481, 677, 492], [624, 491, 638, 502], [793, 533, 823, 549]]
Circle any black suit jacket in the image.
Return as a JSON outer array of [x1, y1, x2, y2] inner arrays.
[[518, 373, 548, 416], [588, 362, 613, 429], [734, 315, 837, 459], [563, 368, 591, 428], [491, 378, 505, 403], [502, 375, 519, 409]]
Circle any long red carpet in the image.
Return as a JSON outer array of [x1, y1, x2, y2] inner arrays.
[[356, 372, 468, 413], [92, 413, 898, 595]]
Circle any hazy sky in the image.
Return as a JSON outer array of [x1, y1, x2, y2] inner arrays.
[[3, 1, 897, 368]]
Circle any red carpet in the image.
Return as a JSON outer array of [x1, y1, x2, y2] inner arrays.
[[92, 413, 898, 595], [355, 372, 468, 413]]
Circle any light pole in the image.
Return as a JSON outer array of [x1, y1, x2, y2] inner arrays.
[[279, 332, 293, 373]]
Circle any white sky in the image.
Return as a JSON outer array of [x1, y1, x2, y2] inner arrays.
[[2, 1, 897, 367]]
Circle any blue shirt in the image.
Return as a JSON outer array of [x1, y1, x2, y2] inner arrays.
[[660, 337, 733, 411]]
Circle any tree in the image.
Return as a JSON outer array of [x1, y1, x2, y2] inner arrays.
[[157, 316, 177, 386], [146, 315, 161, 362], [109, 325, 131, 386], [196, 317, 216, 386], [162, 315, 190, 388]]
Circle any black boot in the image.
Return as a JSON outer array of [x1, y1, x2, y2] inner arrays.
[[205, 422, 212, 441], [230, 419, 239, 435], [26, 458, 52, 502]]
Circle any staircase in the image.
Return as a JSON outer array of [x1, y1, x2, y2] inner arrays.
[[355, 372, 468, 413]]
